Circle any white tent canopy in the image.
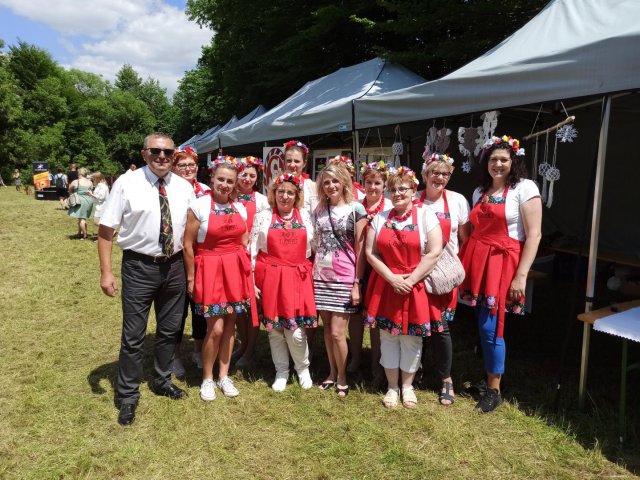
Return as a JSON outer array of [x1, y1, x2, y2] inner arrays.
[[196, 105, 267, 153], [219, 58, 425, 147], [354, 0, 640, 127]]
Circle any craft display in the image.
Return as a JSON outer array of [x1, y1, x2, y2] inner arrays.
[[556, 124, 578, 143], [481, 110, 500, 142], [458, 124, 482, 175], [392, 125, 404, 168]]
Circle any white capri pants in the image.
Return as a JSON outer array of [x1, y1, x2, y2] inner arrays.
[[268, 327, 310, 374], [379, 329, 423, 373]]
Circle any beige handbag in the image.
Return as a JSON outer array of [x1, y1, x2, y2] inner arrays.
[[424, 242, 465, 295]]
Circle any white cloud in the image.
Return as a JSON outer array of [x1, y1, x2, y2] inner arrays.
[[0, 0, 212, 96]]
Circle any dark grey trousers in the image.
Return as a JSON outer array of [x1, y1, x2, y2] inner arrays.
[[117, 250, 186, 404]]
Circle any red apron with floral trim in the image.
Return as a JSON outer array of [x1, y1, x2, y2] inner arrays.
[[459, 187, 524, 338], [237, 191, 257, 235], [364, 207, 443, 336], [193, 201, 257, 324], [426, 190, 457, 321], [254, 209, 317, 330]]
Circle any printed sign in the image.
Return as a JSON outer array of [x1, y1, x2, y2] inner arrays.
[[263, 146, 285, 185], [33, 171, 50, 190]]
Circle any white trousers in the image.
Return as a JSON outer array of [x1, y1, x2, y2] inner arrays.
[[268, 327, 310, 374], [379, 329, 422, 373]]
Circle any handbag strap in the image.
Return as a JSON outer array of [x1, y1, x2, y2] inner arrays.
[[327, 203, 356, 268]]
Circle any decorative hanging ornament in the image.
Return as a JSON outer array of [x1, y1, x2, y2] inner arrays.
[[458, 126, 482, 174], [435, 127, 452, 153], [545, 166, 561, 207], [392, 125, 403, 168], [556, 124, 578, 143], [538, 162, 551, 202], [462, 159, 473, 173], [481, 110, 500, 142]]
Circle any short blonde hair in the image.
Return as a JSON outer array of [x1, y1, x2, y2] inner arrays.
[[386, 172, 417, 193], [422, 160, 453, 183], [315, 163, 353, 209], [267, 179, 304, 210], [78, 167, 88, 177]]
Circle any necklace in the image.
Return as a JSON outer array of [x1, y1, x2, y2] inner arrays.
[[390, 206, 412, 222], [362, 196, 385, 217], [276, 209, 295, 225]]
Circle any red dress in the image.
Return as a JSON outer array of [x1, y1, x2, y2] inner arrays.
[[237, 191, 257, 234], [425, 190, 457, 322], [254, 209, 317, 330], [459, 187, 524, 338], [193, 201, 257, 324], [364, 207, 444, 336]]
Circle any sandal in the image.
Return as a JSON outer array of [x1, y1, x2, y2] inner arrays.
[[439, 381, 455, 406], [401, 387, 417, 409], [336, 385, 349, 398], [318, 381, 335, 391], [382, 388, 399, 409]]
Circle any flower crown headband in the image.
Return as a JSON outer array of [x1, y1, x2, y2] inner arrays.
[[274, 172, 303, 189], [422, 153, 454, 173], [483, 135, 525, 156], [176, 146, 198, 160], [238, 156, 264, 172], [329, 155, 355, 172], [360, 160, 389, 177], [283, 140, 309, 155], [388, 166, 419, 187], [211, 155, 238, 169]]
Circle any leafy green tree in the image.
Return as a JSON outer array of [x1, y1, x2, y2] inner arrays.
[[114, 64, 142, 93], [7, 40, 60, 91]]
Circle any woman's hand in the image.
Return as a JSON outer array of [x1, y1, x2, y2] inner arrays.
[[508, 274, 526, 302], [187, 278, 194, 298], [254, 285, 262, 302], [386, 273, 413, 295], [351, 283, 361, 306]]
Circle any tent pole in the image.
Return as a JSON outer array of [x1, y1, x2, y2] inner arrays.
[[578, 95, 611, 410], [352, 100, 360, 181]]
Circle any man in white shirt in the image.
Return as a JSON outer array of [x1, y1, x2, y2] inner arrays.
[[98, 132, 195, 426]]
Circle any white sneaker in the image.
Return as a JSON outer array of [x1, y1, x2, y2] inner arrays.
[[272, 372, 289, 392], [200, 379, 216, 401], [218, 376, 240, 398], [191, 351, 203, 369], [172, 358, 186, 378], [297, 368, 313, 390]]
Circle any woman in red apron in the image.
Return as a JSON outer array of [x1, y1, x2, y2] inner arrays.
[[284, 140, 317, 215], [171, 146, 211, 377], [183, 156, 257, 402], [250, 173, 317, 391], [233, 156, 269, 369], [416, 153, 471, 406], [459, 135, 542, 413], [364, 167, 442, 409], [349, 161, 392, 381]]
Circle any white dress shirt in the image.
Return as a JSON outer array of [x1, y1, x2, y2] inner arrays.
[[100, 166, 195, 256]]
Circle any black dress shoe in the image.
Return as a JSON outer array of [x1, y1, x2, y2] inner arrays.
[[118, 403, 137, 426], [152, 383, 187, 400], [475, 387, 503, 413]]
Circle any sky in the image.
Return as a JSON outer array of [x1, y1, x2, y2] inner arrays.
[[0, 0, 213, 96]]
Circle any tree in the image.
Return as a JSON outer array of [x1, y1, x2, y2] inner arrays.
[[114, 64, 142, 93], [7, 40, 60, 91]]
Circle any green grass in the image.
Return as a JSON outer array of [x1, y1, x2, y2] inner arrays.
[[0, 188, 637, 479]]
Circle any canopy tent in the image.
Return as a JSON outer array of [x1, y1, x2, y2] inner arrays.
[[179, 134, 201, 149], [196, 105, 267, 154], [354, 0, 640, 128], [219, 58, 425, 147], [179, 125, 220, 150]]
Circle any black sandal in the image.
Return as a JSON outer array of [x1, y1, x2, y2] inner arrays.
[[336, 385, 349, 398], [439, 381, 455, 406], [318, 381, 335, 391]]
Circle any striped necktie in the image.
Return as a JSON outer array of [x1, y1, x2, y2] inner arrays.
[[157, 177, 174, 256]]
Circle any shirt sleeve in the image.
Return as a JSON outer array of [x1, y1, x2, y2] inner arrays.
[[517, 179, 541, 205], [234, 202, 248, 221], [421, 206, 440, 233], [256, 192, 270, 214], [250, 209, 270, 267], [455, 191, 470, 224], [352, 202, 367, 222], [471, 187, 482, 207], [99, 177, 125, 229], [300, 208, 314, 259]]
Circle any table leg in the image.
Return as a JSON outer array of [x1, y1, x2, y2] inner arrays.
[[619, 339, 628, 444], [578, 322, 591, 410]]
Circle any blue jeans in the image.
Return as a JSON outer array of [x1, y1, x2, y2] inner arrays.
[[476, 306, 506, 375]]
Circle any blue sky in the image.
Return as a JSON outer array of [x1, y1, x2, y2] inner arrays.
[[0, 0, 211, 96]]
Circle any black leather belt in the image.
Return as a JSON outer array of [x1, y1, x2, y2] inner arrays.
[[123, 249, 183, 264]]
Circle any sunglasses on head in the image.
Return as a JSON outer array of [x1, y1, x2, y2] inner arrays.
[[144, 148, 175, 157]]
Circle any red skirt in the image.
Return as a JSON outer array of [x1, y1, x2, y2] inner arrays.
[[364, 271, 444, 337], [254, 255, 317, 330], [426, 287, 457, 323], [193, 248, 256, 321]]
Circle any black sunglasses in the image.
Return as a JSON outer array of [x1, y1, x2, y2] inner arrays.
[[144, 148, 175, 157]]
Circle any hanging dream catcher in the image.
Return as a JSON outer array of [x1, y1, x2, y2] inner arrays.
[[544, 131, 561, 208]]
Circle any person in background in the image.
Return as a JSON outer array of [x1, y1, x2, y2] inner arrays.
[[329, 155, 365, 201], [68, 167, 94, 240], [53, 168, 69, 208], [13, 169, 21, 192], [459, 135, 542, 413], [313, 162, 367, 398], [0, 173, 7, 187], [89, 171, 109, 227], [364, 167, 442, 409], [98, 132, 192, 426], [250, 173, 316, 391], [284, 140, 317, 216], [233, 156, 269, 369], [350, 161, 392, 381], [183, 156, 257, 401], [67, 163, 78, 185], [126, 164, 137, 174], [415, 153, 470, 406], [169, 146, 210, 377]]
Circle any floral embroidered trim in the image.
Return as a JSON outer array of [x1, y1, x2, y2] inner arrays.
[[210, 207, 236, 215], [271, 221, 305, 230], [261, 314, 318, 330], [436, 211, 451, 220], [480, 195, 506, 205], [364, 315, 443, 337], [195, 299, 251, 317], [461, 291, 525, 315], [236, 193, 253, 202]]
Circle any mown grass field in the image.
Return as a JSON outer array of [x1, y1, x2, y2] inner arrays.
[[0, 187, 638, 479]]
